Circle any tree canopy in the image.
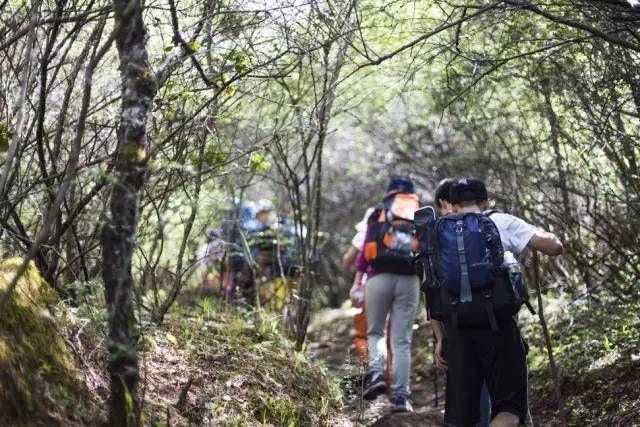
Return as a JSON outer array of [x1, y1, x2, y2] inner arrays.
[[0, 0, 639, 425]]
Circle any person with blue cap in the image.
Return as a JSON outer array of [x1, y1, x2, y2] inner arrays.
[[355, 175, 421, 412]]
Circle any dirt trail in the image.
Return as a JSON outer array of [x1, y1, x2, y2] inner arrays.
[[308, 307, 444, 426]]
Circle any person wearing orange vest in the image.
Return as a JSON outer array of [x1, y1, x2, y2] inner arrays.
[[354, 176, 421, 412]]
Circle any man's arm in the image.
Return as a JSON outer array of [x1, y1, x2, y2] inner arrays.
[[528, 229, 564, 256], [431, 319, 443, 342], [431, 319, 447, 371], [349, 270, 365, 307], [342, 245, 359, 269], [353, 270, 364, 287]]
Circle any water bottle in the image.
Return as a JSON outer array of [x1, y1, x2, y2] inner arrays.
[[352, 286, 364, 308], [504, 252, 523, 300]]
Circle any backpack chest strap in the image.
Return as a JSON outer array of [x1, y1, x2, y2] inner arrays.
[[455, 219, 473, 303]]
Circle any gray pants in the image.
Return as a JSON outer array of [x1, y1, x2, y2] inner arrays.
[[365, 273, 419, 398]]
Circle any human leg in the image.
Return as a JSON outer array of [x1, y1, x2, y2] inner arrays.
[[490, 412, 519, 427], [480, 320, 528, 426], [443, 325, 484, 426], [480, 381, 491, 427], [363, 274, 393, 399], [365, 274, 394, 374], [446, 381, 490, 427], [389, 274, 419, 403], [384, 317, 392, 385]]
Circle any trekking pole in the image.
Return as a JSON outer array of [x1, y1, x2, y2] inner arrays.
[[433, 333, 439, 407], [422, 288, 439, 408], [359, 360, 365, 420]]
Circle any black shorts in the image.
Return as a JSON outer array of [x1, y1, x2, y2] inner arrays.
[[443, 319, 528, 426]]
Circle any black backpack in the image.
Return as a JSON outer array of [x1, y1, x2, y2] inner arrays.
[[363, 193, 420, 275]]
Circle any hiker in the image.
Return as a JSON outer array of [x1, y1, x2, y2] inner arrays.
[[247, 199, 274, 234], [220, 219, 256, 306], [418, 178, 563, 427], [196, 228, 223, 289], [344, 208, 374, 363], [245, 200, 300, 310], [431, 178, 491, 427], [245, 199, 276, 302], [269, 216, 300, 311], [345, 208, 393, 385], [355, 176, 421, 412]]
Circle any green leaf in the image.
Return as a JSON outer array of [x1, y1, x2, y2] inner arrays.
[[202, 143, 227, 167], [213, 76, 225, 89], [249, 151, 271, 173], [234, 51, 251, 74], [188, 41, 201, 51], [166, 333, 178, 347], [122, 145, 146, 163]]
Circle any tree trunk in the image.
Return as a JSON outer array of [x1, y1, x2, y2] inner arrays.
[[101, 1, 157, 425]]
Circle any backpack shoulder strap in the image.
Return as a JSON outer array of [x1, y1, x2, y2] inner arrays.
[[368, 204, 385, 224], [480, 210, 504, 266]]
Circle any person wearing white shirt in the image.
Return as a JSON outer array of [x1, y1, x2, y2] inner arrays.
[[442, 178, 562, 427], [431, 178, 492, 427]]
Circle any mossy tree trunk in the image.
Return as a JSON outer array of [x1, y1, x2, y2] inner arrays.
[[100, 1, 157, 425]]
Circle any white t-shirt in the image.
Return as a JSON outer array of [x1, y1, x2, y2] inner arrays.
[[196, 240, 222, 267], [488, 212, 537, 257], [351, 207, 375, 250], [351, 229, 366, 250]]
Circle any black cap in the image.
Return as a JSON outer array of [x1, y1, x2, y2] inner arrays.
[[434, 178, 454, 207], [450, 178, 488, 204]]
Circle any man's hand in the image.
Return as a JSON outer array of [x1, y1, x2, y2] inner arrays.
[[529, 229, 564, 256], [349, 281, 364, 308], [434, 340, 447, 371]]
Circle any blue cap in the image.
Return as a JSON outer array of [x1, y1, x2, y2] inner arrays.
[[387, 175, 415, 195]]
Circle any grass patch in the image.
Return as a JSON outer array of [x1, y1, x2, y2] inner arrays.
[[142, 299, 345, 426], [521, 291, 640, 425]]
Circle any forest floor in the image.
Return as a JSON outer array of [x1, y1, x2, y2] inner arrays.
[[307, 307, 444, 426], [307, 305, 640, 427], [6, 266, 640, 426], [134, 304, 352, 427]]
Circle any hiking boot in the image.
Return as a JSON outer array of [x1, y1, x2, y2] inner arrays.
[[390, 395, 413, 413], [362, 372, 387, 400]]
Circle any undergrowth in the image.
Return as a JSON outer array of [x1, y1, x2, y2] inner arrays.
[[141, 297, 345, 426], [521, 291, 640, 426], [0, 258, 99, 426]]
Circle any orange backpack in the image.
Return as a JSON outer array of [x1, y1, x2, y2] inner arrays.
[[364, 193, 420, 275]]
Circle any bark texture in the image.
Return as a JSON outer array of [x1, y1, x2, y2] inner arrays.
[[100, 1, 157, 425]]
